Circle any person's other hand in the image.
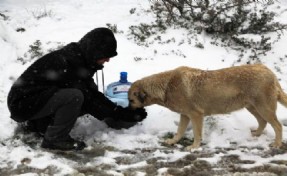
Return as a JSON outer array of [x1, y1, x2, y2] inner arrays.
[[114, 106, 147, 122]]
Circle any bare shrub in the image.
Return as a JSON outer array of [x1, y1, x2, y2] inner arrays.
[[129, 0, 287, 62]]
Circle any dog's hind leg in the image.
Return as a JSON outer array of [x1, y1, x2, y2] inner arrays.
[[246, 106, 267, 137], [165, 114, 190, 145], [255, 104, 282, 148]]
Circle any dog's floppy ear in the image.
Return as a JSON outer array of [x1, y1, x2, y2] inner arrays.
[[133, 87, 147, 103], [138, 90, 147, 103]]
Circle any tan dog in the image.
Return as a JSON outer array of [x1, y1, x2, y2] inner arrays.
[[128, 64, 287, 150]]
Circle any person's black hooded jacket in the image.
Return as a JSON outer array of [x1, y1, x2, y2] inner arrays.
[[8, 27, 118, 122]]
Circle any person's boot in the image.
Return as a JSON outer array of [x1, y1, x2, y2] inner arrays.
[[41, 136, 86, 151], [23, 116, 53, 137], [21, 120, 45, 137]]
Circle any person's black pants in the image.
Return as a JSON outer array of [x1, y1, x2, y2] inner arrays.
[[29, 88, 137, 141]]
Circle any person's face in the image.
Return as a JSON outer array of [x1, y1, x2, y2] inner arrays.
[[96, 58, 110, 65]]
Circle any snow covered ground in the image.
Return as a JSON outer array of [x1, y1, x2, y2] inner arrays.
[[0, 0, 287, 175]]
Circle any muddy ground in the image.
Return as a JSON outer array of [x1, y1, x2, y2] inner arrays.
[[1, 127, 287, 176]]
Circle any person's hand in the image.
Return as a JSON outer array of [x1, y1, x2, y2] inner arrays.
[[114, 106, 147, 122], [133, 108, 147, 121]]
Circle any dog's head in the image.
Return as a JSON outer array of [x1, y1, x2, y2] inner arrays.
[[128, 82, 147, 109]]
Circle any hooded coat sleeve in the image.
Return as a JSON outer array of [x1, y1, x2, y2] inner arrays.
[[81, 77, 117, 120]]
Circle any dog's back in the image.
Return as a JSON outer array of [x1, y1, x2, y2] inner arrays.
[[170, 64, 279, 115]]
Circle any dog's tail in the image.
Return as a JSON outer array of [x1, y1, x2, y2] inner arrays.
[[277, 81, 287, 108]]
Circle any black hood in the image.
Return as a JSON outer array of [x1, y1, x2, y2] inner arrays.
[[78, 27, 117, 69]]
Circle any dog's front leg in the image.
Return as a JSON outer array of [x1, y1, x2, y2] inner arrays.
[[185, 113, 204, 151], [165, 114, 190, 145]]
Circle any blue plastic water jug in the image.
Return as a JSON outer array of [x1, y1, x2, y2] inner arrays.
[[105, 72, 132, 107]]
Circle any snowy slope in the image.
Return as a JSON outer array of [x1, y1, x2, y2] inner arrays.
[[1, 0, 287, 175]]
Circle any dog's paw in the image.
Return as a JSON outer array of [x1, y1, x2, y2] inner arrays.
[[270, 141, 282, 148], [185, 144, 202, 152], [185, 145, 202, 152], [164, 138, 177, 145], [250, 129, 263, 137]]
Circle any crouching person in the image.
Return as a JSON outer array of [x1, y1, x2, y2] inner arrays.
[[7, 27, 147, 151]]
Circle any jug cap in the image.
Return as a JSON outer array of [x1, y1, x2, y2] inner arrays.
[[120, 72, 128, 83]]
